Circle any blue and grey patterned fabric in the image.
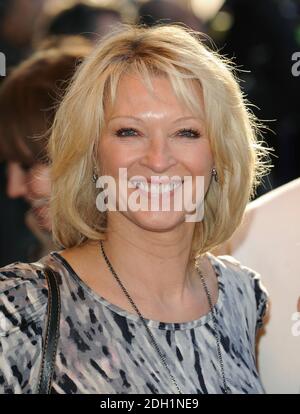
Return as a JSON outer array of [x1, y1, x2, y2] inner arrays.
[[0, 251, 268, 394]]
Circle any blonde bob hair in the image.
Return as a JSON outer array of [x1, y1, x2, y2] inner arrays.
[[49, 23, 270, 258]]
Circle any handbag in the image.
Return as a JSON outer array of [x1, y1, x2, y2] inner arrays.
[[36, 266, 61, 394]]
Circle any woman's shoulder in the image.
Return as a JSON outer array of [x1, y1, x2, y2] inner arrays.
[[0, 255, 54, 337], [207, 253, 268, 330], [0, 255, 61, 393], [208, 252, 263, 283]]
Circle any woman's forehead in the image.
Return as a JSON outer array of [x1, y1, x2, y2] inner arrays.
[[104, 72, 205, 121]]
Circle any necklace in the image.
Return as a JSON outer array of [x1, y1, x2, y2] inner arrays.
[[100, 240, 230, 394]]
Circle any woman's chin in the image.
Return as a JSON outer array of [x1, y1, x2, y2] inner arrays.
[[124, 210, 187, 232]]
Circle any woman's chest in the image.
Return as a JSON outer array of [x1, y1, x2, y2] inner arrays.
[[50, 307, 263, 394]]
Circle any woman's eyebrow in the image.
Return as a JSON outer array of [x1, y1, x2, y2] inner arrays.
[[172, 116, 204, 123]]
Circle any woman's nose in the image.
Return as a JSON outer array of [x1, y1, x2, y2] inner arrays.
[[6, 162, 28, 199], [140, 136, 177, 173]]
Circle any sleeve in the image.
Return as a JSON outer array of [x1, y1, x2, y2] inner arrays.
[[217, 255, 269, 332], [250, 269, 268, 331], [0, 262, 48, 394]]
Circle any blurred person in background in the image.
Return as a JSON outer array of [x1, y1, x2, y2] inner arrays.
[[33, 0, 135, 46], [0, 149, 40, 266], [0, 0, 47, 266], [0, 37, 92, 263], [138, 0, 204, 31], [214, 177, 300, 393]]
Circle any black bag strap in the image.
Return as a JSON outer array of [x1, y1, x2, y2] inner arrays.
[[37, 266, 61, 394]]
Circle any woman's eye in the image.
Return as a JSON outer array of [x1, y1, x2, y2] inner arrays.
[[114, 128, 139, 137], [20, 163, 31, 172], [177, 128, 201, 139], [114, 127, 201, 139]]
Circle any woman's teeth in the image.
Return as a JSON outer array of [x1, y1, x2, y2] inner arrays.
[[131, 180, 182, 194]]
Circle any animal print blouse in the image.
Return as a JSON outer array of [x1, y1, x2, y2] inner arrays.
[[0, 251, 268, 394]]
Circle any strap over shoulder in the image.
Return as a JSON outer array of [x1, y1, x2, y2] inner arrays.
[[36, 266, 61, 394]]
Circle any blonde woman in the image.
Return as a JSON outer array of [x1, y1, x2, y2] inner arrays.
[[0, 24, 270, 394]]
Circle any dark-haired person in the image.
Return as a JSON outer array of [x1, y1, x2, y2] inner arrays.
[[0, 38, 92, 262], [34, 0, 124, 46]]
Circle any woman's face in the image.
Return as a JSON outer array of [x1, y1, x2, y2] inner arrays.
[[6, 161, 51, 231], [98, 73, 214, 232]]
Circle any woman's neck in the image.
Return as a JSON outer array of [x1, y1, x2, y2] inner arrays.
[[97, 212, 198, 303]]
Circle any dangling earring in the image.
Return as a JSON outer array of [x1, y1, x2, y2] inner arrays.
[[212, 167, 218, 183], [92, 168, 98, 184]]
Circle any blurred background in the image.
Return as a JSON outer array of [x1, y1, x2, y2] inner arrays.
[[0, 0, 299, 266]]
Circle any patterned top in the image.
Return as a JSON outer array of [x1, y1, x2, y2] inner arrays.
[[0, 251, 268, 394]]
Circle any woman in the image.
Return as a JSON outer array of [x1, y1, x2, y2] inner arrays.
[[0, 24, 270, 394]]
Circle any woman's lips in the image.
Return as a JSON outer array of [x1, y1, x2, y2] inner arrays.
[[129, 178, 184, 197]]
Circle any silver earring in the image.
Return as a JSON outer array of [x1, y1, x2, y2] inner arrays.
[[212, 167, 218, 183], [92, 169, 98, 183]]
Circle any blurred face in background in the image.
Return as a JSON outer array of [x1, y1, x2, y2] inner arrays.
[[0, 43, 91, 237], [6, 162, 51, 231]]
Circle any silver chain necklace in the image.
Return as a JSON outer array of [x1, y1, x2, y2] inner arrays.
[[100, 240, 230, 394]]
